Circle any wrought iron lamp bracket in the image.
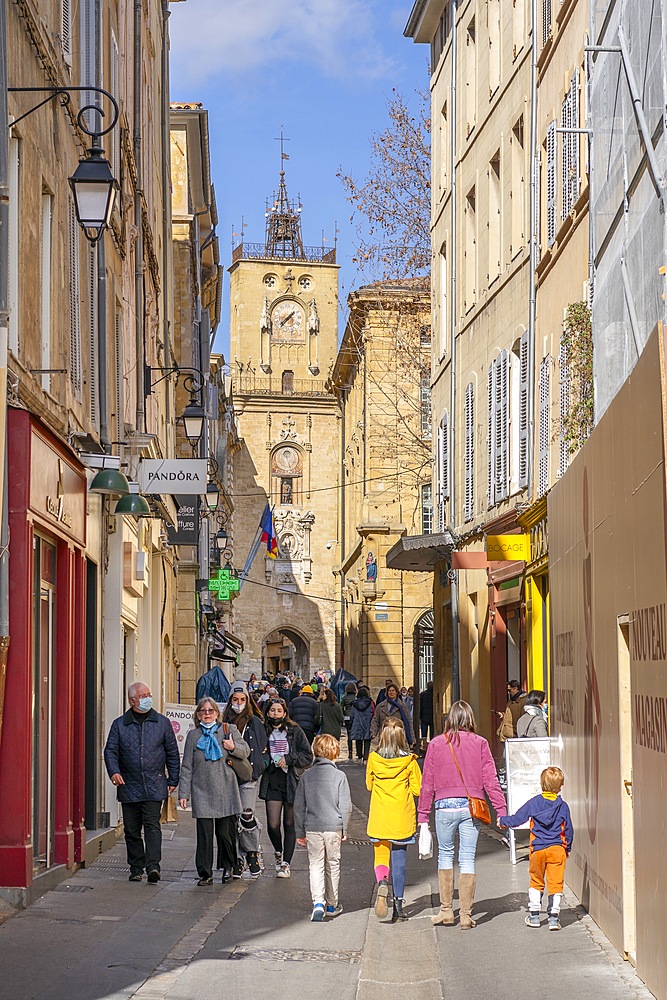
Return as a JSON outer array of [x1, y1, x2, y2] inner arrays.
[[7, 85, 119, 141]]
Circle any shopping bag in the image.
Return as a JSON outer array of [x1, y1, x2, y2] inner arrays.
[[418, 822, 433, 860]]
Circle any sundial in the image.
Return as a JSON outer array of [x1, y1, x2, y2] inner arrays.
[[208, 568, 240, 600]]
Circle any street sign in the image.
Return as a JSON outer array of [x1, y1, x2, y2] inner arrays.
[[486, 534, 529, 561], [208, 568, 240, 601], [139, 459, 208, 495]]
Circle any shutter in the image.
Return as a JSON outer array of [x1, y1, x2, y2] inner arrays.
[[437, 412, 449, 530], [546, 121, 556, 247], [68, 198, 82, 399], [62, 0, 72, 63], [534, 150, 542, 264], [487, 365, 494, 507], [561, 89, 570, 219], [542, 0, 551, 46], [464, 382, 475, 522], [115, 309, 123, 440], [569, 70, 580, 209], [538, 356, 550, 494], [89, 246, 98, 426], [559, 338, 570, 477], [497, 350, 509, 501], [518, 332, 529, 487]]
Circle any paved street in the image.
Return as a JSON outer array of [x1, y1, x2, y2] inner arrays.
[[0, 765, 654, 1000]]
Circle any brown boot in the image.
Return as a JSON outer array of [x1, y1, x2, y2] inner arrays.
[[458, 873, 477, 929], [432, 869, 455, 925]]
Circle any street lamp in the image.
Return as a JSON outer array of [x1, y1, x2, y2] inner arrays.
[[204, 481, 220, 513], [214, 526, 228, 551], [69, 144, 118, 245], [181, 396, 206, 448]]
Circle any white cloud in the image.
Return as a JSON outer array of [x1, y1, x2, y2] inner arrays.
[[169, 0, 394, 88]]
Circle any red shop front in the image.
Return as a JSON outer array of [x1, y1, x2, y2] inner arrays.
[[0, 410, 87, 890]]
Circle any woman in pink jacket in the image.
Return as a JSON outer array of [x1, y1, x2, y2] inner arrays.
[[418, 701, 506, 929]]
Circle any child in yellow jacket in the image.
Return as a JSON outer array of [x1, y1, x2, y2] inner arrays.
[[366, 717, 422, 922]]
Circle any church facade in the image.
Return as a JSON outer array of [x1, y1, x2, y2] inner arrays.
[[228, 171, 341, 677]]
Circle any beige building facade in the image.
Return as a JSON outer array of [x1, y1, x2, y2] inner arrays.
[[228, 173, 340, 678], [332, 282, 434, 694]]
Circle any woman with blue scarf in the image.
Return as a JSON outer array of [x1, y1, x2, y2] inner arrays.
[[371, 682, 415, 750], [179, 698, 250, 885]]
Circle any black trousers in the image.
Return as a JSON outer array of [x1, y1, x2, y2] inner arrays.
[[355, 738, 371, 760], [122, 800, 163, 875], [195, 815, 238, 879]]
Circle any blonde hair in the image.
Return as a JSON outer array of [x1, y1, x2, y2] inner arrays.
[[377, 717, 408, 758], [541, 766, 564, 793], [312, 734, 340, 760]]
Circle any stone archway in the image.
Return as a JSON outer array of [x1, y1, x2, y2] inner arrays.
[[262, 626, 310, 678]]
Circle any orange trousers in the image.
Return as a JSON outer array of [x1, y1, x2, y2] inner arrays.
[[529, 844, 566, 895]]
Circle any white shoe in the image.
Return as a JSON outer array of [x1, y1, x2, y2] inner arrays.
[[277, 862, 291, 878], [274, 852, 283, 874]]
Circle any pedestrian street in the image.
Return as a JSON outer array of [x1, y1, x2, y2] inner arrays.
[[0, 764, 651, 1000]]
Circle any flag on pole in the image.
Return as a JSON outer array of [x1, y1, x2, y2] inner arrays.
[[260, 504, 278, 558], [282, 152, 290, 160]]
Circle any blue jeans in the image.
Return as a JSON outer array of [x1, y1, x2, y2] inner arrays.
[[435, 808, 479, 874]]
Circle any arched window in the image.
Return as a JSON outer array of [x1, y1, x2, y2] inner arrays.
[[271, 446, 303, 506]]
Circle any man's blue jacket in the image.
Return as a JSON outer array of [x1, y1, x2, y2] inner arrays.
[[104, 708, 180, 803]]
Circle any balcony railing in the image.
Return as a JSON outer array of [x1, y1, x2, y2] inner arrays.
[[231, 242, 336, 265], [234, 375, 333, 397]]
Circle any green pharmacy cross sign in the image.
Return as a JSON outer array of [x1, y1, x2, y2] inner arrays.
[[208, 568, 240, 601]]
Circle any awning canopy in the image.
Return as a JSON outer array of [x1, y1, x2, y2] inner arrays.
[[385, 531, 456, 572]]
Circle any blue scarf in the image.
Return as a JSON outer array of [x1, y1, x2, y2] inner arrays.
[[197, 722, 223, 761], [387, 697, 413, 744]]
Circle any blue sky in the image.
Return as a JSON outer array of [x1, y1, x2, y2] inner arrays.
[[168, 0, 428, 356]]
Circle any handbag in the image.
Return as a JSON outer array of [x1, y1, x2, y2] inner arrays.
[[418, 822, 433, 860], [222, 723, 253, 784], [446, 736, 492, 824]]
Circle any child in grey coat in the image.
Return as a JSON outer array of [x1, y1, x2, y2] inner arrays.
[[295, 734, 352, 922]]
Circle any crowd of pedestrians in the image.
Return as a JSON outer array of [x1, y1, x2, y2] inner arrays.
[[104, 672, 568, 931]]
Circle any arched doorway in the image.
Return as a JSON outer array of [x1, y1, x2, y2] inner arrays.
[[263, 626, 310, 677], [413, 610, 434, 692]]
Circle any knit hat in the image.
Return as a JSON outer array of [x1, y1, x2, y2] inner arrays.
[[229, 681, 247, 696], [301, 684, 313, 694]]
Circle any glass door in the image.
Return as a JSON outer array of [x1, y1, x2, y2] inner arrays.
[[32, 537, 56, 870]]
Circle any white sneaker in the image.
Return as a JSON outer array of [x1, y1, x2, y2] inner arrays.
[[274, 852, 283, 874], [277, 862, 291, 878], [326, 904, 343, 918]]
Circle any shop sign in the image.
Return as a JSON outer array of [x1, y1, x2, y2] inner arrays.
[[486, 534, 529, 561], [167, 495, 200, 545], [139, 459, 207, 494], [164, 704, 196, 760], [30, 431, 86, 545]]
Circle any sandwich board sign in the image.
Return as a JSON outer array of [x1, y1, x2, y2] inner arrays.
[[504, 737, 559, 865]]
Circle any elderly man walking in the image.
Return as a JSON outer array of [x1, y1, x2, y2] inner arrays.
[[104, 682, 180, 883]]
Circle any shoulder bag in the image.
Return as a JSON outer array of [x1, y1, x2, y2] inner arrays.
[[222, 723, 253, 785], [446, 736, 491, 824]]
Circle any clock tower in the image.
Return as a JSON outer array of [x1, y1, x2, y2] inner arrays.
[[227, 167, 341, 677]]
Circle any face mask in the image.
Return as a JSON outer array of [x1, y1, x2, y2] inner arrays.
[[269, 716, 284, 727], [542, 704, 549, 717], [231, 703, 244, 714], [137, 696, 152, 713], [200, 720, 217, 730]]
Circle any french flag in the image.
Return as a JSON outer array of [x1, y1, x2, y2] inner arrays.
[[260, 504, 278, 559]]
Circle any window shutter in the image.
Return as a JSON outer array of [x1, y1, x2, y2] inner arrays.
[[62, 0, 72, 63], [538, 356, 550, 494], [487, 365, 495, 507], [569, 70, 580, 210], [542, 0, 551, 46], [89, 246, 98, 427], [437, 412, 449, 530], [534, 151, 542, 264], [559, 338, 570, 477], [518, 332, 529, 487], [546, 121, 556, 248], [68, 198, 82, 399], [496, 350, 509, 501], [561, 89, 571, 219], [115, 309, 123, 441], [464, 382, 475, 522]]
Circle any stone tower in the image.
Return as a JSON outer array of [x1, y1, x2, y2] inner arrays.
[[228, 167, 340, 677]]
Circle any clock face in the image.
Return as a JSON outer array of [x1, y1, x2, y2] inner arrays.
[[271, 299, 305, 341]]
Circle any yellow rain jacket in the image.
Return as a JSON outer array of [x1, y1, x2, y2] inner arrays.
[[366, 752, 422, 840]]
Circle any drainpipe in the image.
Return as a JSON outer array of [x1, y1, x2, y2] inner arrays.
[[0, 0, 10, 745], [97, 242, 111, 451], [134, 0, 145, 432], [527, 0, 538, 495], [339, 387, 346, 671], [449, 0, 460, 704]]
